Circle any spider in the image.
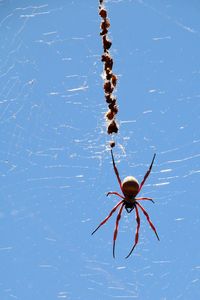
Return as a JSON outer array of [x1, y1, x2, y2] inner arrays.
[[92, 149, 159, 258]]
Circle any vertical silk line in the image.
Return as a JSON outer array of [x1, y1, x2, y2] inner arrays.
[[98, 0, 119, 142]]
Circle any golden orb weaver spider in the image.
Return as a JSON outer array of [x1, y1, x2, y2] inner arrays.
[[92, 149, 159, 258]]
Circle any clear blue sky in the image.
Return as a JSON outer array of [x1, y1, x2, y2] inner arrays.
[[0, 1, 200, 299]]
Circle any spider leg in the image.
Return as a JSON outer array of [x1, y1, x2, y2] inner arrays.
[[136, 201, 160, 241], [91, 200, 124, 235], [135, 197, 155, 204], [107, 192, 124, 199], [111, 149, 123, 191], [125, 205, 140, 259], [138, 153, 156, 194], [113, 203, 124, 258]]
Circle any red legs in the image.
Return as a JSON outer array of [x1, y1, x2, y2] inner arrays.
[[92, 150, 158, 258], [136, 202, 160, 241], [92, 199, 125, 258], [138, 153, 156, 194], [135, 197, 155, 204], [107, 191, 124, 199], [125, 205, 140, 259], [125, 202, 159, 258], [91, 200, 124, 235], [113, 203, 124, 258], [111, 149, 123, 192]]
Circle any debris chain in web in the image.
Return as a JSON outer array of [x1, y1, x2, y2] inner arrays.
[[99, 0, 119, 142]]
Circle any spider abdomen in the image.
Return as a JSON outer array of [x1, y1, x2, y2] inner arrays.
[[121, 176, 139, 197]]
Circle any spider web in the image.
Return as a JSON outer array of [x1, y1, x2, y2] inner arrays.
[[0, 0, 200, 299]]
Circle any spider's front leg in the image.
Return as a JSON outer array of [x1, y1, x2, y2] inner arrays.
[[91, 200, 124, 235], [113, 202, 124, 258], [125, 205, 141, 258], [136, 201, 160, 241]]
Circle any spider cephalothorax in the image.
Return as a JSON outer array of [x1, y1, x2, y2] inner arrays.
[[92, 149, 159, 258]]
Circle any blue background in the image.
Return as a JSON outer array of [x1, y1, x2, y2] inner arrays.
[[0, 0, 200, 299]]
